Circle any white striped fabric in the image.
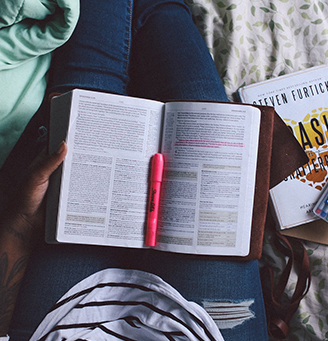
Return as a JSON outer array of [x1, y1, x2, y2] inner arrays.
[[30, 269, 224, 341]]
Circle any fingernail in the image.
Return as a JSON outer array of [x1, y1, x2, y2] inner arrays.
[[55, 141, 66, 155]]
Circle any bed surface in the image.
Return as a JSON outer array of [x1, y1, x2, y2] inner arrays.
[[186, 0, 328, 339]]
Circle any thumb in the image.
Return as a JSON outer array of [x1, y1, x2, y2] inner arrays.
[[4, 142, 68, 229], [28, 141, 68, 187], [19, 142, 68, 215]]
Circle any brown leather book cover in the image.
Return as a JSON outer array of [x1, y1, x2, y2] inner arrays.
[[245, 106, 307, 260], [0, 101, 308, 259]]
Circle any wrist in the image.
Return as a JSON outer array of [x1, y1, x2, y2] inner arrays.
[[0, 213, 41, 252], [0, 217, 32, 336]]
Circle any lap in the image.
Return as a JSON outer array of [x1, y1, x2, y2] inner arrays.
[[9, 242, 267, 340], [7, 1, 266, 339]]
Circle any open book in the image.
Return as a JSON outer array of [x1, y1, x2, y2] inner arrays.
[[46, 89, 261, 256]]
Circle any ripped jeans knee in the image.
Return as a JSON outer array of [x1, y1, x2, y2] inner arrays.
[[202, 299, 255, 329]]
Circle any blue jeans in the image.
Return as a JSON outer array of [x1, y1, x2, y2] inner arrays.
[[9, 1, 268, 340]]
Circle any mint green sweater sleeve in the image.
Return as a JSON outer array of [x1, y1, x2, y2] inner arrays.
[[0, 0, 79, 167]]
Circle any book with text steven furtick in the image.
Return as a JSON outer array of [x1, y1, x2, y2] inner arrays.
[[239, 64, 328, 230]]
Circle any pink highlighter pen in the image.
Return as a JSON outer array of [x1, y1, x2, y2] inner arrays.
[[145, 153, 164, 246]]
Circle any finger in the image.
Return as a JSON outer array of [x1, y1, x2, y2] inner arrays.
[[17, 142, 68, 216], [28, 141, 68, 186]]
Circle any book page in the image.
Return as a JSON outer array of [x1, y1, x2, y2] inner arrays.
[[157, 102, 261, 256], [52, 89, 164, 247]]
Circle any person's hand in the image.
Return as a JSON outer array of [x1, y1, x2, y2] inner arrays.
[[0, 142, 67, 336], [2, 142, 67, 247]]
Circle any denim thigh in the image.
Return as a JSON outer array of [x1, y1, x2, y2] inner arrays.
[[48, 0, 228, 102], [129, 0, 228, 102], [9, 1, 266, 340], [9, 244, 268, 341], [130, 249, 268, 341], [48, 0, 134, 95]]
